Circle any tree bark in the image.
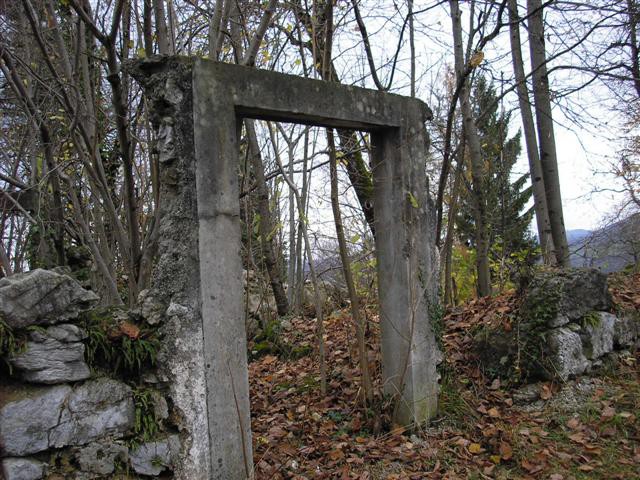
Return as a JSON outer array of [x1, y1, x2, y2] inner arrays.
[[450, 0, 492, 296], [245, 123, 290, 316], [228, 1, 289, 315], [527, 0, 570, 266], [153, 0, 171, 54], [328, 129, 373, 403], [508, 0, 554, 262], [443, 149, 464, 306]]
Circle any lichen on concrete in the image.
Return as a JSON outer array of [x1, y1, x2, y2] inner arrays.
[[129, 56, 210, 480]]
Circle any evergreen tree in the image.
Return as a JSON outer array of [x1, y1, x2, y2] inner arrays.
[[456, 76, 535, 271]]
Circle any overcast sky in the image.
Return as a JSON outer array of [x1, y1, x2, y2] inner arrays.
[[324, 1, 628, 232]]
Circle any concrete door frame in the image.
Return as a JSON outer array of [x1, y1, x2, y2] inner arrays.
[[191, 59, 440, 479]]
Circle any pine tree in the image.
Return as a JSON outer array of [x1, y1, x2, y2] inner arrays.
[[456, 76, 535, 274]]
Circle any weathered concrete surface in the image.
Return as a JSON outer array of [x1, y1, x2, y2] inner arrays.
[[372, 103, 440, 425], [130, 57, 211, 480], [196, 61, 412, 130], [193, 59, 439, 475]]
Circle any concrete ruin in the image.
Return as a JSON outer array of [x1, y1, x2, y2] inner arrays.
[[131, 57, 440, 479]]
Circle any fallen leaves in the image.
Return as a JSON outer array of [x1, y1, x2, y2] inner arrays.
[[247, 273, 640, 479]]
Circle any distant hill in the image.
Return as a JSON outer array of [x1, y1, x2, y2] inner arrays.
[[566, 229, 591, 245], [569, 213, 640, 273]]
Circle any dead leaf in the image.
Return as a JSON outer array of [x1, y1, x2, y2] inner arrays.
[[487, 407, 500, 418], [521, 458, 545, 474], [566, 417, 581, 430], [499, 441, 513, 460], [119, 321, 140, 339], [601, 406, 616, 419]]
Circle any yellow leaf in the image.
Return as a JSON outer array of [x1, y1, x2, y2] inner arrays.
[[469, 50, 484, 67], [468, 443, 483, 454], [407, 192, 419, 209]]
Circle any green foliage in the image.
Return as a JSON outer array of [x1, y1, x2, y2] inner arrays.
[[82, 309, 160, 379], [0, 318, 26, 375], [451, 245, 478, 303], [437, 365, 475, 427], [582, 311, 602, 328], [249, 319, 312, 361], [455, 75, 537, 291], [131, 387, 161, 446]]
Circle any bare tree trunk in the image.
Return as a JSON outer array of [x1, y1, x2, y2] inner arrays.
[[245, 124, 290, 316], [209, 0, 225, 59], [290, 0, 376, 238], [270, 126, 326, 395], [286, 134, 296, 306], [527, 0, 570, 266], [450, 0, 492, 296], [153, 0, 171, 54], [443, 151, 464, 306], [328, 129, 373, 404], [508, 0, 554, 262], [295, 129, 311, 312], [143, 0, 153, 56], [228, 0, 289, 316]]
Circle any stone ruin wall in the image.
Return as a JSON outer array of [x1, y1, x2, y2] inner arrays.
[[0, 269, 181, 479]]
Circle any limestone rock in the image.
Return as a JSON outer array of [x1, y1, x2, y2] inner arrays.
[[0, 269, 98, 329], [138, 289, 164, 325], [10, 324, 90, 384], [0, 379, 134, 456], [512, 383, 541, 405], [613, 314, 639, 348], [546, 328, 590, 381], [150, 391, 169, 421], [129, 435, 179, 476], [75, 442, 128, 476], [521, 268, 611, 326], [50, 378, 135, 448], [1, 457, 47, 480], [580, 312, 615, 359], [0, 384, 71, 456]]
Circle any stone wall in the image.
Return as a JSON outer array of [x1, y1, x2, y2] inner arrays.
[[475, 268, 640, 382], [1, 269, 178, 479]]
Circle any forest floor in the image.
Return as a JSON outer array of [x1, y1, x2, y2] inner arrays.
[[249, 272, 640, 480]]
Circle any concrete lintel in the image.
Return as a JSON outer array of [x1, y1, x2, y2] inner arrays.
[[194, 59, 432, 130]]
